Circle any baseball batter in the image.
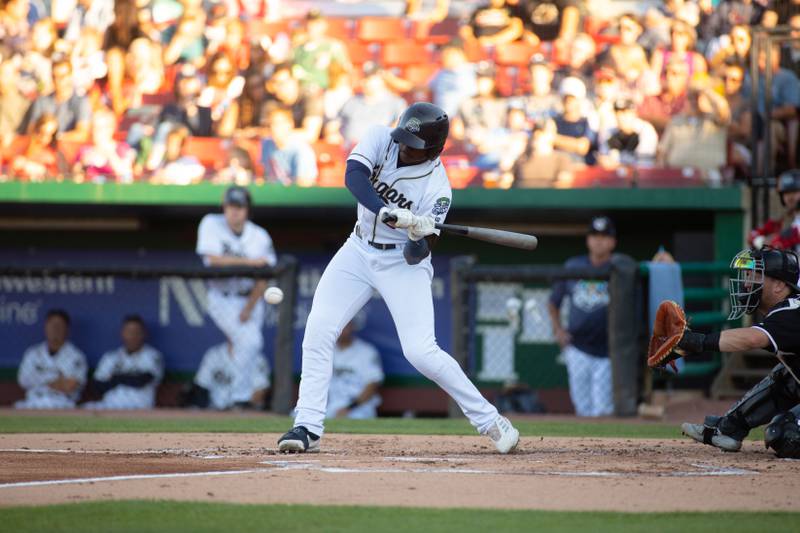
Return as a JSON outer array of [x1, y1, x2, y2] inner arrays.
[[196, 186, 276, 364], [278, 102, 519, 454]]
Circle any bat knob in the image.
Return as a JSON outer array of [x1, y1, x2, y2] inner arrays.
[[381, 213, 398, 224]]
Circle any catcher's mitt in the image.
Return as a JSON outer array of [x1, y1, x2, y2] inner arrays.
[[647, 300, 688, 370]]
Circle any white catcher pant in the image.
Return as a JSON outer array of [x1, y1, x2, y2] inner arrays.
[[294, 235, 499, 436], [563, 345, 614, 417]]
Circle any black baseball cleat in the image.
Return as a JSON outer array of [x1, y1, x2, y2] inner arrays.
[[277, 426, 320, 453]]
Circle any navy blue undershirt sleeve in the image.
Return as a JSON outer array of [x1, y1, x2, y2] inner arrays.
[[345, 159, 385, 215]]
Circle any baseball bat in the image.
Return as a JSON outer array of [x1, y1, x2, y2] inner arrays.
[[435, 222, 538, 251], [381, 214, 538, 251]]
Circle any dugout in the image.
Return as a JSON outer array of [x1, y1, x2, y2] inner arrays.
[[0, 183, 746, 414]]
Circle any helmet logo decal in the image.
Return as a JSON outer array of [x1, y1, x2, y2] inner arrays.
[[406, 117, 422, 133]]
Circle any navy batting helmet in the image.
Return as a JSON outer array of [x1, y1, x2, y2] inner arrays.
[[223, 186, 251, 209], [390, 102, 449, 160]]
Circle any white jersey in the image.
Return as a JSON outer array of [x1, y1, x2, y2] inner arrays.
[[196, 214, 277, 295], [91, 344, 164, 409], [16, 341, 88, 408], [347, 125, 453, 245], [328, 337, 384, 411], [194, 342, 270, 410]]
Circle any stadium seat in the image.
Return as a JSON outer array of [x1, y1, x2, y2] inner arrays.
[[462, 41, 490, 63], [183, 137, 229, 171], [444, 165, 481, 189], [246, 19, 294, 40], [494, 42, 539, 67], [569, 166, 631, 188], [356, 17, 407, 43], [345, 41, 375, 66], [634, 167, 706, 188], [325, 18, 354, 41], [381, 42, 433, 68], [411, 18, 460, 45], [313, 141, 347, 187]]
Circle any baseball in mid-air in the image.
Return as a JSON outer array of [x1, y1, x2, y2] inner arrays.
[[264, 287, 284, 305]]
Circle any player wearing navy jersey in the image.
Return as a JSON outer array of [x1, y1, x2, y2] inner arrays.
[[677, 247, 800, 458], [278, 102, 519, 454]]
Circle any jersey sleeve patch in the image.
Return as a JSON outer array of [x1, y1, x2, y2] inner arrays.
[[431, 196, 450, 219]]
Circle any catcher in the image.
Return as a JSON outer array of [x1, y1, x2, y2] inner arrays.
[[648, 246, 800, 458]]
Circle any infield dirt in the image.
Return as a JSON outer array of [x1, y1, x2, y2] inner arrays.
[[1, 433, 798, 511]]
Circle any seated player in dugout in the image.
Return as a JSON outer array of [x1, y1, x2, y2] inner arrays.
[[84, 315, 164, 410], [653, 247, 800, 458], [326, 319, 384, 419]]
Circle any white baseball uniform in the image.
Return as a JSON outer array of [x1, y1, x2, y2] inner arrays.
[[196, 214, 277, 360], [327, 337, 384, 419], [83, 344, 164, 410], [15, 341, 88, 409], [194, 342, 271, 410], [293, 125, 500, 436]]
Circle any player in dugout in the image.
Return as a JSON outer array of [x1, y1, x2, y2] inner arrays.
[[650, 246, 800, 458]]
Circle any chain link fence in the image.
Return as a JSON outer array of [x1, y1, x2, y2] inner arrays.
[[450, 256, 640, 416], [0, 258, 298, 413]]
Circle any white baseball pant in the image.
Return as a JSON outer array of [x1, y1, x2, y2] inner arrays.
[[293, 235, 499, 436], [563, 345, 614, 417]]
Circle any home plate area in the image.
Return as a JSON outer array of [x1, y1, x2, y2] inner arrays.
[[0, 433, 798, 511]]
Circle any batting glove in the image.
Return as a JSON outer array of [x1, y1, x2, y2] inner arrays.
[[388, 208, 415, 229], [407, 215, 436, 241]]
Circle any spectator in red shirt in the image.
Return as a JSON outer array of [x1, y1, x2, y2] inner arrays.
[[9, 113, 65, 181]]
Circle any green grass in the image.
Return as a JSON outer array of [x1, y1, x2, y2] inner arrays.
[[0, 414, 695, 439], [0, 501, 796, 533]]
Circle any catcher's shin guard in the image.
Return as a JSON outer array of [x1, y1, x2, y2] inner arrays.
[[720, 364, 800, 440]]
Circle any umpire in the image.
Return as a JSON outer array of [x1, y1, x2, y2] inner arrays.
[[675, 246, 800, 458]]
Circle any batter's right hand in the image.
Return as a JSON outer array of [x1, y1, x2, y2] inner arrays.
[[387, 208, 415, 229]]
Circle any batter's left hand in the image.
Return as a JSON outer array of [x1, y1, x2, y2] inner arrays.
[[408, 215, 436, 241]]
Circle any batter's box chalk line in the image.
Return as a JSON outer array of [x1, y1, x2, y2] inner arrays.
[[259, 460, 758, 478]]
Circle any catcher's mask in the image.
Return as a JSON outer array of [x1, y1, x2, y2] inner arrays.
[[728, 247, 800, 319]]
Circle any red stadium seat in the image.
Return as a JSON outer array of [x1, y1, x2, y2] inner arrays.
[[345, 41, 375, 66], [313, 141, 347, 187], [569, 166, 631, 188], [381, 42, 433, 68], [183, 137, 229, 171], [463, 41, 490, 63], [411, 18, 460, 45], [444, 165, 481, 189], [634, 166, 705, 187], [246, 19, 294, 40], [325, 18, 354, 41], [494, 42, 539, 67], [357, 17, 407, 43]]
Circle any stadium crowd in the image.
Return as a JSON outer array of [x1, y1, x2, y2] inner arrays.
[[0, 0, 799, 188]]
